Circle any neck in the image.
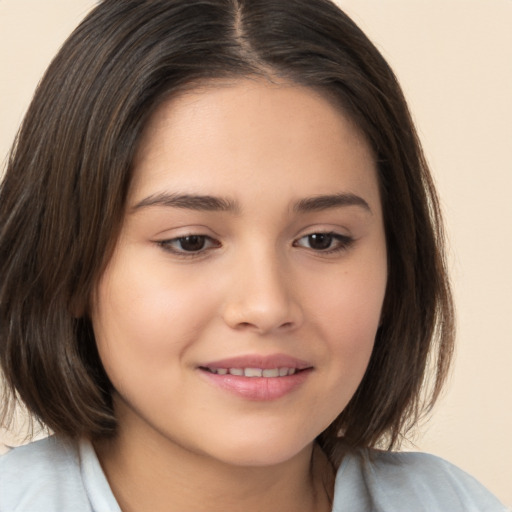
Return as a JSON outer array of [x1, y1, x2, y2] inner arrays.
[[94, 422, 334, 512]]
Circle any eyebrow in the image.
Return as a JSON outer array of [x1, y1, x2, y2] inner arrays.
[[131, 191, 371, 214], [132, 193, 240, 213], [293, 193, 372, 214]]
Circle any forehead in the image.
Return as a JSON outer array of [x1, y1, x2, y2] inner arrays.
[[129, 78, 379, 210]]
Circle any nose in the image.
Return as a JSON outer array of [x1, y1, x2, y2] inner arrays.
[[221, 250, 303, 335]]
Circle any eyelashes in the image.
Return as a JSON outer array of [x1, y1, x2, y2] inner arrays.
[[156, 235, 221, 255], [292, 232, 353, 253], [155, 232, 354, 258]]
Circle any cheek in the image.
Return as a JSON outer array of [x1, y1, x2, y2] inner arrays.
[[91, 253, 218, 383], [313, 261, 386, 342], [305, 258, 386, 400]]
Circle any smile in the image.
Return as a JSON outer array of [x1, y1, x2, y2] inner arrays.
[[198, 355, 312, 401], [202, 367, 298, 377]]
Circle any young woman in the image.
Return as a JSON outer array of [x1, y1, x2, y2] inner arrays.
[[0, 1, 506, 510]]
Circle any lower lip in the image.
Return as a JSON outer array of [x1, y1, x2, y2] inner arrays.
[[200, 369, 312, 401]]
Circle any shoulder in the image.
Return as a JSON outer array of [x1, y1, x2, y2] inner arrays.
[[333, 449, 507, 512], [368, 450, 495, 490], [0, 436, 92, 511]]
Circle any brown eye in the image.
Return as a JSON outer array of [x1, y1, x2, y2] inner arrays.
[[177, 235, 207, 252], [157, 235, 220, 255], [294, 232, 354, 253], [307, 233, 333, 250]]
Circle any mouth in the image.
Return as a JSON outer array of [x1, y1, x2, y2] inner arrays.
[[200, 367, 302, 377], [198, 355, 313, 401]]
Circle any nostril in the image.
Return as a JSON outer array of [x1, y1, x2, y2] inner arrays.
[[222, 293, 303, 334], [235, 320, 295, 331]]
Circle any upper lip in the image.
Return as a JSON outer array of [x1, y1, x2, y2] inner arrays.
[[199, 354, 312, 370]]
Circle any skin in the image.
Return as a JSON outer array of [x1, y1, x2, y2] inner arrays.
[[91, 78, 387, 512]]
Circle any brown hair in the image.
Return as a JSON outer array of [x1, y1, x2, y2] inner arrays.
[[0, 0, 454, 463]]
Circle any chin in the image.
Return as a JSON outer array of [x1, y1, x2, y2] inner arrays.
[[197, 429, 317, 468]]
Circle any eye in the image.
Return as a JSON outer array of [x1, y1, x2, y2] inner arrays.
[[156, 235, 220, 255], [293, 232, 353, 253]]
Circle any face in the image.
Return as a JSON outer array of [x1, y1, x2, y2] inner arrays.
[[91, 79, 387, 467]]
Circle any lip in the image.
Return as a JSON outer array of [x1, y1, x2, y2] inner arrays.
[[198, 354, 313, 401], [200, 354, 312, 371]]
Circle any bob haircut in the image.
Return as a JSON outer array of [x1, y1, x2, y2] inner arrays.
[[0, 0, 454, 463]]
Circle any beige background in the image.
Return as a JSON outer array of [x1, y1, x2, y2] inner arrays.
[[1, 0, 511, 505]]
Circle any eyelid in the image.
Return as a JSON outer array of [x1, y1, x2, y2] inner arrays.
[[293, 231, 355, 254], [155, 234, 221, 257], [153, 226, 355, 258]]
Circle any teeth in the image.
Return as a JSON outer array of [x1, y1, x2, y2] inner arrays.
[[244, 368, 263, 377], [209, 367, 299, 377]]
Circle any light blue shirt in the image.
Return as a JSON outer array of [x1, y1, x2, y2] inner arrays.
[[0, 436, 507, 511]]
